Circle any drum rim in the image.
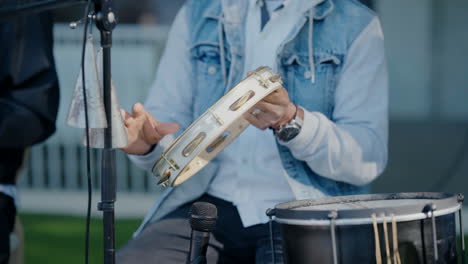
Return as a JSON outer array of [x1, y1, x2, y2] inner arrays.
[[273, 192, 462, 225]]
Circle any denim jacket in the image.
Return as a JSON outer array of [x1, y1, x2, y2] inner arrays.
[[130, 0, 388, 236]]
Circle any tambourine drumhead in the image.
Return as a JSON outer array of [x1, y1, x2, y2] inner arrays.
[[152, 66, 283, 187], [272, 192, 462, 226]]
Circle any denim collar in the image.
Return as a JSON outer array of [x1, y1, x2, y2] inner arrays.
[[203, 1, 222, 20], [314, 0, 334, 20]]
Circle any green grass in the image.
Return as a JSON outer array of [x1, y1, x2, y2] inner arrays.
[[20, 213, 141, 264]]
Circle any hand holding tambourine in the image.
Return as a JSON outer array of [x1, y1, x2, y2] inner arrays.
[[120, 102, 180, 155], [122, 67, 288, 187]]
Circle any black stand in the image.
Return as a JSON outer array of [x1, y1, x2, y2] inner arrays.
[[94, 1, 117, 264]]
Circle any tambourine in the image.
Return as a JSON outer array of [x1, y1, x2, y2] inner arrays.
[[152, 66, 283, 187]]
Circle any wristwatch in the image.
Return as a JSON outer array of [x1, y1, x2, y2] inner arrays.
[[275, 105, 303, 143]]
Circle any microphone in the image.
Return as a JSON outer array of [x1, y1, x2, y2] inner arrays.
[[187, 202, 218, 264]]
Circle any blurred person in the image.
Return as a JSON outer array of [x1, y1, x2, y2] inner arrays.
[[118, 0, 388, 263], [0, 13, 59, 264]]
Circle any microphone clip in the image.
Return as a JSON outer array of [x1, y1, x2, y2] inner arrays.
[[69, 13, 95, 29]]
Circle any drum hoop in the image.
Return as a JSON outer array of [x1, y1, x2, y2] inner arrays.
[[274, 203, 461, 226], [273, 192, 462, 225]]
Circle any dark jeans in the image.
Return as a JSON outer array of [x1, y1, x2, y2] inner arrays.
[[0, 148, 21, 264], [0, 193, 16, 264], [0, 148, 23, 184], [117, 195, 284, 264]]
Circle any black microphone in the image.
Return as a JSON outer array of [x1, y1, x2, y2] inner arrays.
[[187, 202, 218, 264]]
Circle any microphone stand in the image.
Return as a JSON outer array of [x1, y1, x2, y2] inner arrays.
[[93, 0, 117, 263]]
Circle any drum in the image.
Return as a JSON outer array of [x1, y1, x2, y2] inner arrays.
[[268, 193, 465, 264], [152, 66, 283, 187]]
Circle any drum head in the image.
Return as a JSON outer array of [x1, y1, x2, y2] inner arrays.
[[273, 192, 462, 225]]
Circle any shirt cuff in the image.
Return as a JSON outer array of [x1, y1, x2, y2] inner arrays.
[[278, 108, 320, 154], [127, 144, 165, 172]]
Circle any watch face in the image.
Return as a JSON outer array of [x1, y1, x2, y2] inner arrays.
[[277, 126, 300, 142]]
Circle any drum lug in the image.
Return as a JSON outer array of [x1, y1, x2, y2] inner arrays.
[[266, 208, 276, 217], [457, 195, 466, 263], [266, 208, 277, 264], [424, 203, 439, 262], [328, 210, 339, 264]]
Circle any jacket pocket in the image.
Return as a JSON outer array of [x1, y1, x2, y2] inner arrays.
[[280, 52, 342, 117], [190, 43, 227, 117]]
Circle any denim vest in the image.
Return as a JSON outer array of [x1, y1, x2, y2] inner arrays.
[[188, 0, 374, 199], [135, 0, 376, 235]]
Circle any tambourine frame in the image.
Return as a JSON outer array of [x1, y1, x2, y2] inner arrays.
[[152, 66, 283, 187]]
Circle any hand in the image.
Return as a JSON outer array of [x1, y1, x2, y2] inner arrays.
[[120, 102, 180, 155], [244, 87, 300, 130]]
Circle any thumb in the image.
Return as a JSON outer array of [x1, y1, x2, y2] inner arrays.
[[157, 122, 180, 136], [132, 102, 146, 117]]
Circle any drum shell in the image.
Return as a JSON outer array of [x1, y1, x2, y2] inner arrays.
[[280, 213, 457, 264]]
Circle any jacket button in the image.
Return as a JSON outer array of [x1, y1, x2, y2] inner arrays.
[[208, 66, 217, 75], [304, 71, 312, 79]]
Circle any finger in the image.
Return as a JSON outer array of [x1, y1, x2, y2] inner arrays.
[[120, 109, 133, 126], [263, 87, 289, 104], [252, 101, 283, 122], [156, 122, 180, 136], [256, 112, 280, 128], [262, 90, 282, 104], [244, 112, 270, 130], [254, 101, 282, 114], [142, 118, 160, 143], [142, 120, 180, 145], [132, 102, 147, 118], [248, 106, 280, 127], [132, 102, 160, 129], [144, 110, 159, 129], [131, 114, 146, 132], [120, 108, 131, 119], [125, 114, 145, 144]]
